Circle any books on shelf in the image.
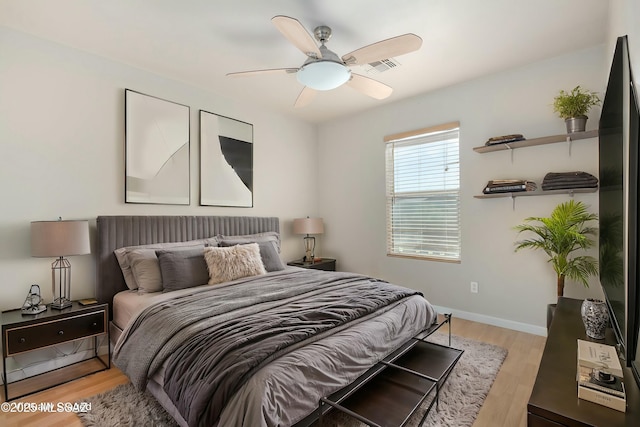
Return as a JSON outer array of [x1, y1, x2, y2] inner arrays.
[[482, 179, 537, 194], [484, 133, 526, 146], [576, 339, 626, 412]]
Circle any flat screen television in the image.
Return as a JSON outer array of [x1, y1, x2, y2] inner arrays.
[[631, 69, 640, 388], [598, 36, 640, 384]]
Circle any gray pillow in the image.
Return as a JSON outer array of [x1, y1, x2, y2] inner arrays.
[[114, 237, 218, 290], [218, 231, 280, 252], [156, 247, 209, 292], [220, 240, 285, 272], [130, 253, 163, 293]]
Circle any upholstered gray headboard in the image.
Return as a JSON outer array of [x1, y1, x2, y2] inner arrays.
[[96, 215, 280, 318]]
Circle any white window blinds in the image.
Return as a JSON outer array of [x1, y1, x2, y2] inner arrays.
[[385, 123, 461, 261]]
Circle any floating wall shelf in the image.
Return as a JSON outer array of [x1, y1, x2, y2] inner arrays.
[[473, 129, 598, 153], [474, 187, 598, 199]]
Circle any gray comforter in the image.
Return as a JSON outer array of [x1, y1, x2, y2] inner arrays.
[[113, 269, 430, 427]]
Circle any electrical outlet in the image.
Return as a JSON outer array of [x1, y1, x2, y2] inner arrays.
[[470, 281, 479, 293]]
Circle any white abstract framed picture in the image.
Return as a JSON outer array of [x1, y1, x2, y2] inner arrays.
[[200, 110, 253, 207], [125, 89, 190, 205]]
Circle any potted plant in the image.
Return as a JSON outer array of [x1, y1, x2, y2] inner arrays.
[[514, 200, 599, 297], [514, 200, 599, 327], [552, 85, 601, 133]]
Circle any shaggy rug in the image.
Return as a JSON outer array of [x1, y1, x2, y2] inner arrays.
[[77, 334, 507, 427]]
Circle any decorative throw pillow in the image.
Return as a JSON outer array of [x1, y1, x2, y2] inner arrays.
[[204, 243, 267, 285], [114, 248, 154, 291], [217, 231, 281, 252], [114, 237, 218, 290], [156, 247, 210, 292], [129, 251, 163, 293], [219, 240, 285, 272]]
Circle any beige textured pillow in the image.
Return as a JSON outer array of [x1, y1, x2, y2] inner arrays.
[[129, 250, 163, 293], [204, 243, 266, 285]]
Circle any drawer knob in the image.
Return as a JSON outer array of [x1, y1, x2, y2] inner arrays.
[[92, 322, 97, 327], [19, 337, 26, 343], [58, 330, 64, 336]]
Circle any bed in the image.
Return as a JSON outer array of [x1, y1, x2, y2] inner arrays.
[[96, 215, 438, 427]]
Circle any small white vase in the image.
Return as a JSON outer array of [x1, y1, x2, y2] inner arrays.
[[581, 298, 609, 339]]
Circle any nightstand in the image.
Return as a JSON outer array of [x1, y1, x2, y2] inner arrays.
[[288, 258, 336, 271], [1, 301, 110, 401]]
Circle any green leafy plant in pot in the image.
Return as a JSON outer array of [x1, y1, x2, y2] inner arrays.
[[514, 200, 599, 298], [553, 85, 601, 133]]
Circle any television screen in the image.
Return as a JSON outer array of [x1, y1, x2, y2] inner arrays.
[[598, 35, 639, 367], [630, 68, 640, 386]]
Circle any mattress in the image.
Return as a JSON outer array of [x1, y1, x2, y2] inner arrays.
[[112, 266, 303, 333]]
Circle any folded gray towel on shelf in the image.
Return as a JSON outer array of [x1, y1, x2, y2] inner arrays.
[[541, 171, 598, 190]]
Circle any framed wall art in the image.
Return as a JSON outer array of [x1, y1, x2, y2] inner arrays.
[[199, 110, 253, 207], [125, 89, 190, 205]]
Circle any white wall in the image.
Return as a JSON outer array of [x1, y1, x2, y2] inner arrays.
[[0, 27, 318, 311], [317, 45, 609, 335], [2, 1, 634, 334], [609, 0, 640, 88]]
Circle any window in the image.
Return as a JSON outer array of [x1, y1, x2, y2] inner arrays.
[[385, 122, 461, 262]]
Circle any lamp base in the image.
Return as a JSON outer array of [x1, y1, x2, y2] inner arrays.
[[50, 297, 72, 310], [51, 257, 72, 310], [303, 235, 316, 263]]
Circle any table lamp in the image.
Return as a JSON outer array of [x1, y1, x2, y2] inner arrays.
[[31, 218, 90, 310], [293, 217, 324, 262]]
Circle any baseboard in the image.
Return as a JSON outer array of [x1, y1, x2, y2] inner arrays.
[[433, 304, 548, 337]]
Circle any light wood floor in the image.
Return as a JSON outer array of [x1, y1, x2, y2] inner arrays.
[[0, 317, 546, 427]]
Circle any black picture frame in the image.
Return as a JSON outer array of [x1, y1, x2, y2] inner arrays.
[[199, 110, 253, 207]]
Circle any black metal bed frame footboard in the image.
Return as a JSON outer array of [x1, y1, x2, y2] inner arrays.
[[295, 313, 462, 427]]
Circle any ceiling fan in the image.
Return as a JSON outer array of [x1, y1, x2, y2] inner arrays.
[[227, 16, 422, 107]]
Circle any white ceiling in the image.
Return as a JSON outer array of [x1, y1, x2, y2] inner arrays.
[[0, 0, 610, 124]]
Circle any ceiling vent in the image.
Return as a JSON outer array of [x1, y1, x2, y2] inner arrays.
[[362, 58, 401, 74]]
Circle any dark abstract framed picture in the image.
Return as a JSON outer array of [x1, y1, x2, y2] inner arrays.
[[199, 110, 253, 207], [125, 89, 190, 205]]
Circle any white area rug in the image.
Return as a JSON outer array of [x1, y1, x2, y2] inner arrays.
[[77, 334, 507, 427]]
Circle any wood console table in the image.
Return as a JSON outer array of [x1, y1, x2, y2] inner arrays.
[[527, 297, 640, 426]]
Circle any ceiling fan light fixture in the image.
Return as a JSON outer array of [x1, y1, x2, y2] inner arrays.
[[296, 61, 351, 91]]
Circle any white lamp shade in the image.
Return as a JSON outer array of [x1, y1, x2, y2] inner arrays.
[[296, 61, 351, 91], [31, 220, 91, 257], [293, 217, 324, 235]]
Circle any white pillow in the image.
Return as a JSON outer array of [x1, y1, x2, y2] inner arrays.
[[204, 243, 266, 285]]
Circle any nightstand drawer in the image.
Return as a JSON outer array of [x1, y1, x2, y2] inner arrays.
[[288, 258, 336, 271], [5, 310, 106, 356]]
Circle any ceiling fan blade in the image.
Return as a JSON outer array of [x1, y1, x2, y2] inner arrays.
[[346, 74, 393, 100], [342, 34, 422, 66], [272, 15, 322, 58], [294, 87, 317, 108], [227, 68, 298, 77]]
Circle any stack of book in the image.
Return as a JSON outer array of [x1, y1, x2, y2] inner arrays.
[[576, 339, 626, 412], [484, 134, 526, 146], [482, 179, 537, 194]]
